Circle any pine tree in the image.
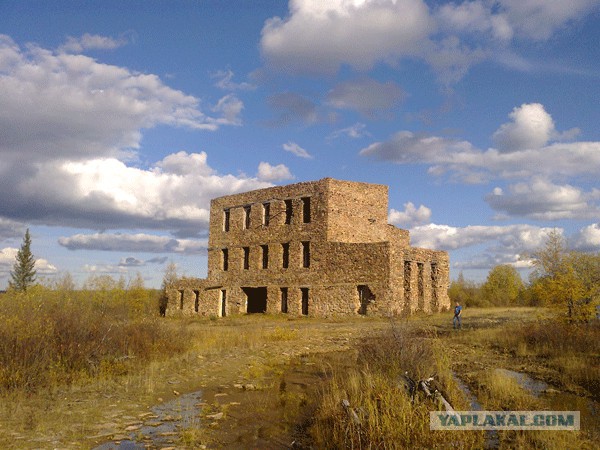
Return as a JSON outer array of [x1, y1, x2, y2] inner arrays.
[[9, 228, 37, 292]]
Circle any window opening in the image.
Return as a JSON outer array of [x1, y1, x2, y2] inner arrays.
[[302, 241, 310, 268], [301, 288, 309, 315], [194, 290, 200, 313], [262, 202, 270, 226], [282, 242, 290, 269], [285, 199, 293, 224], [223, 209, 230, 232], [261, 244, 269, 269], [222, 248, 229, 271], [243, 205, 251, 229], [243, 247, 250, 270], [280, 287, 288, 313], [302, 197, 311, 223]]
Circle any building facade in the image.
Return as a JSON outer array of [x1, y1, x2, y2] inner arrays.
[[167, 178, 450, 317]]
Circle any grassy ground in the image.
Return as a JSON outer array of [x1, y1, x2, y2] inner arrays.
[[0, 305, 598, 448]]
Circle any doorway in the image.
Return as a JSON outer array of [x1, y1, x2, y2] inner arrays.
[[243, 287, 267, 313]]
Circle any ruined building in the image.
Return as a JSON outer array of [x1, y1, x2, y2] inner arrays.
[[166, 178, 449, 317]]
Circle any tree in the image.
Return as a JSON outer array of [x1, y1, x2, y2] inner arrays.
[[159, 262, 178, 316], [9, 228, 37, 292], [481, 265, 524, 306], [528, 230, 598, 321]]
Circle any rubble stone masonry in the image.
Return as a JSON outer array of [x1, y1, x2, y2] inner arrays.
[[167, 178, 449, 317]]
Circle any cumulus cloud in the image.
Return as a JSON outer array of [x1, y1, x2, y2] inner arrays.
[[326, 79, 405, 118], [261, 0, 433, 74], [0, 34, 240, 166], [283, 142, 313, 159], [257, 162, 294, 182], [0, 247, 57, 279], [360, 104, 600, 185], [59, 233, 207, 254], [493, 103, 556, 152], [328, 123, 370, 140], [486, 179, 600, 220], [410, 223, 556, 253], [389, 203, 432, 228], [571, 223, 600, 251], [260, 0, 600, 82], [212, 69, 256, 91], [0, 36, 271, 237], [59, 33, 129, 53]]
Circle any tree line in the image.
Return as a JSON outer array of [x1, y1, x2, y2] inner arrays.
[[450, 230, 600, 321]]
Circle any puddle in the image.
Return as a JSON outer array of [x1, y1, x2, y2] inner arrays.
[[452, 373, 499, 449], [93, 390, 203, 449], [495, 368, 600, 441], [494, 369, 548, 396]]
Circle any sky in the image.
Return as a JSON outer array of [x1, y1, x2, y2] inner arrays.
[[1, 0, 599, 289]]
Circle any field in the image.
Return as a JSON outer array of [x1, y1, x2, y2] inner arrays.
[[0, 288, 598, 449]]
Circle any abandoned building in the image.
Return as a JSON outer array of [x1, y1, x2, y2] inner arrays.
[[166, 178, 450, 317]]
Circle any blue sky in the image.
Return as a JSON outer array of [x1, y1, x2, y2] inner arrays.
[[1, 0, 599, 288]]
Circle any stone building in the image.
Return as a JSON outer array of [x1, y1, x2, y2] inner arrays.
[[166, 178, 449, 317]]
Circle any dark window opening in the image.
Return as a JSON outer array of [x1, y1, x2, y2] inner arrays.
[[261, 244, 269, 269], [178, 290, 184, 310], [223, 209, 230, 232], [194, 290, 200, 313], [243, 247, 250, 270], [222, 248, 229, 271], [302, 197, 311, 223], [285, 199, 293, 224], [282, 242, 290, 269], [302, 241, 310, 268], [263, 202, 270, 226], [243, 205, 251, 229], [243, 287, 267, 313], [358, 285, 374, 315], [280, 287, 288, 313], [220, 290, 227, 317], [301, 288, 309, 315]]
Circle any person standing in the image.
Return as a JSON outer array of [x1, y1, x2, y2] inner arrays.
[[453, 302, 462, 329]]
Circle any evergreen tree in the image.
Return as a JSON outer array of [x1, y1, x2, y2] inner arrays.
[[9, 228, 37, 292]]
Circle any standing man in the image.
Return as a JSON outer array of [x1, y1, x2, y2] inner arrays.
[[453, 301, 462, 329]]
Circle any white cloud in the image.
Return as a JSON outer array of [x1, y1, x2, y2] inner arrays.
[[326, 78, 405, 117], [261, 0, 433, 74], [59, 33, 129, 53], [571, 223, 600, 251], [283, 142, 313, 159], [0, 246, 57, 278], [360, 103, 600, 186], [212, 69, 256, 91], [257, 162, 294, 182], [492, 103, 556, 152], [328, 123, 370, 140], [260, 0, 600, 82], [410, 223, 556, 252], [389, 203, 431, 228], [59, 233, 207, 254], [485, 179, 600, 220], [0, 34, 237, 166]]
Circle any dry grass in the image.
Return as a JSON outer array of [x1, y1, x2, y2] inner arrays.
[[310, 322, 484, 449], [0, 285, 190, 393]]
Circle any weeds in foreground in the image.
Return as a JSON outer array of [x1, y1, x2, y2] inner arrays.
[[0, 286, 190, 393], [493, 319, 600, 396], [310, 322, 484, 449]]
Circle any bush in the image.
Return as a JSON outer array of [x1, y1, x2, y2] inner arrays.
[[0, 284, 189, 393]]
